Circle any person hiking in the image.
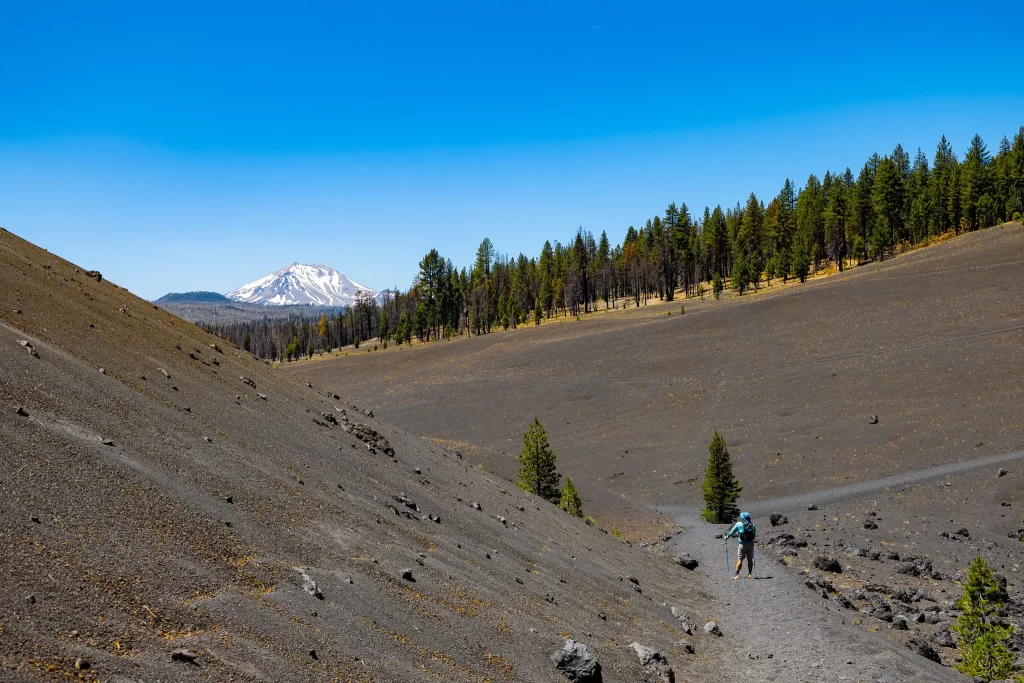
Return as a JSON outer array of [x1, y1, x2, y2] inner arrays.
[[725, 511, 756, 579]]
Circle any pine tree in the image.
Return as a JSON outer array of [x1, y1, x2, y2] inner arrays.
[[517, 418, 561, 503], [731, 251, 748, 295], [558, 477, 584, 518], [712, 272, 723, 300], [700, 432, 742, 523], [791, 236, 811, 282], [952, 555, 1015, 681]]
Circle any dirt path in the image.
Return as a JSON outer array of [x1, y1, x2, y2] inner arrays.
[[668, 524, 962, 682]]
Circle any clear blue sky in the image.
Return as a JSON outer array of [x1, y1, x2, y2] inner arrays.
[[2, 1, 1022, 299]]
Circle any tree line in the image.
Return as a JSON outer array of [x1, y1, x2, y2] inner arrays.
[[206, 127, 1024, 361]]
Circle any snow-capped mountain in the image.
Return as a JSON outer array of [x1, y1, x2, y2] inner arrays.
[[226, 263, 380, 307]]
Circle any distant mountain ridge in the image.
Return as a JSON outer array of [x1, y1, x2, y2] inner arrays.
[[154, 291, 230, 304], [226, 263, 380, 307]]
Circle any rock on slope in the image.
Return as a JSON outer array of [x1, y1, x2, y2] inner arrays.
[[0, 226, 718, 681]]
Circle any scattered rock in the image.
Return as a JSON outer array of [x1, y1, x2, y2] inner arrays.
[[308, 649, 318, 660], [906, 637, 941, 663], [171, 648, 198, 664], [551, 639, 602, 682], [813, 555, 842, 573], [676, 639, 694, 654], [14, 406, 29, 417], [890, 615, 909, 630], [863, 519, 878, 530], [932, 624, 955, 648], [629, 642, 674, 682], [703, 621, 721, 636], [296, 568, 324, 600], [98, 367, 105, 374], [672, 554, 699, 570], [997, 468, 1008, 477], [224, 496, 234, 504], [100, 438, 114, 446], [868, 414, 878, 424], [401, 568, 415, 582], [769, 512, 788, 526], [471, 501, 481, 510], [807, 503, 818, 511], [895, 562, 919, 577], [769, 534, 808, 548], [84, 270, 102, 282], [203, 436, 212, 443], [257, 393, 268, 400]]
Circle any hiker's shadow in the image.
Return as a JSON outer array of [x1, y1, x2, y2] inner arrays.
[[753, 576, 774, 580]]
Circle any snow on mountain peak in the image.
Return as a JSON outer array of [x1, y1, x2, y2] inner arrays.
[[226, 263, 380, 307]]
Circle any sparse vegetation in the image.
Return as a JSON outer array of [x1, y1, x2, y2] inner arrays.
[[700, 431, 742, 524], [952, 555, 1016, 681], [516, 418, 561, 503], [712, 272, 723, 299]]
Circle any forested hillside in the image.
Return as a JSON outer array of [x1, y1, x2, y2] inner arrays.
[[207, 128, 1024, 361]]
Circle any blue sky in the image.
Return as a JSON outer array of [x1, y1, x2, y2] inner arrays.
[[2, 1, 1022, 299]]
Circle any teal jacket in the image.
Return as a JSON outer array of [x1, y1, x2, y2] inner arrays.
[[725, 521, 756, 544]]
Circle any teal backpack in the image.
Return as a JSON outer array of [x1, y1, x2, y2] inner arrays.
[[739, 522, 756, 542]]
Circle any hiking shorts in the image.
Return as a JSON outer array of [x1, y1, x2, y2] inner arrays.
[[738, 541, 755, 562]]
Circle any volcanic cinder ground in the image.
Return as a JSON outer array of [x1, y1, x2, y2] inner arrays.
[[1, 223, 1018, 682], [288, 222, 1024, 677]]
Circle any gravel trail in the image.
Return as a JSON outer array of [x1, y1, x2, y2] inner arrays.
[[668, 524, 963, 682]]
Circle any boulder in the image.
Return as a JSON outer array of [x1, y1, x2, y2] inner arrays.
[[673, 554, 699, 570], [932, 624, 955, 648], [629, 643, 674, 683], [906, 637, 941, 663], [551, 639, 602, 682], [703, 621, 721, 636], [769, 512, 788, 526], [296, 568, 324, 600], [895, 562, 919, 576], [813, 555, 842, 573]]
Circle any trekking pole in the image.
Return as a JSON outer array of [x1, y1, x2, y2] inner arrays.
[[725, 542, 729, 575]]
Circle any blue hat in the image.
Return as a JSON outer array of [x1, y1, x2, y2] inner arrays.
[[740, 512, 751, 522]]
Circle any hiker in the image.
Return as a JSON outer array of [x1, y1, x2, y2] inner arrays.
[[725, 511, 756, 579]]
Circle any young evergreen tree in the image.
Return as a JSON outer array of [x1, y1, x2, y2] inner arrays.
[[558, 477, 584, 518], [700, 432, 742, 523], [712, 272, 723, 299], [952, 555, 1015, 681], [516, 418, 561, 503]]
